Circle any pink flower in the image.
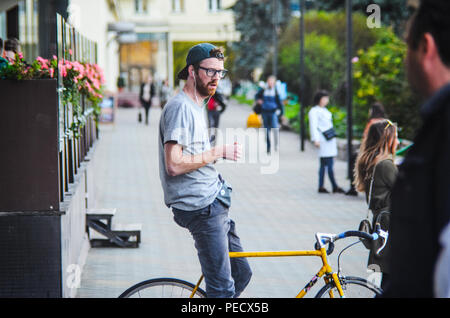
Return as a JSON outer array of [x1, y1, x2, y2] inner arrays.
[[352, 56, 359, 64], [59, 64, 67, 78], [49, 68, 55, 78]]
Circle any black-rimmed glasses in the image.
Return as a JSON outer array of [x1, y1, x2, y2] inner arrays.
[[198, 66, 228, 79]]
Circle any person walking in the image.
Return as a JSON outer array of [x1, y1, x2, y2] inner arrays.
[[207, 91, 227, 129], [158, 43, 252, 298], [308, 90, 345, 194], [139, 74, 156, 125], [382, 0, 450, 297], [254, 75, 284, 154], [354, 119, 399, 291], [159, 79, 172, 109]]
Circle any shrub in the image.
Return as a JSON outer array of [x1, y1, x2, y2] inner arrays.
[[278, 32, 344, 107], [352, 28, 421, 140]]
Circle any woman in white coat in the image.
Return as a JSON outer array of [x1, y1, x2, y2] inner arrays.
[[308, 90, 345, 194]]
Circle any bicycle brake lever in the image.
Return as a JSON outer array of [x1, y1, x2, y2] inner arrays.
[[315, 233, 336, 249], [376, 229, 389, 256]]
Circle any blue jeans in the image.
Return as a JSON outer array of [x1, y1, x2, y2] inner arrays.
[[172, 199, 252, 298], [319, 157, 338, 189], [261, 111, 279, 153]]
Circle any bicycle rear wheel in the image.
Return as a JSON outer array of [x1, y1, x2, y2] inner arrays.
[[315, 276, 382, 298], [119, 278, 207, 298]]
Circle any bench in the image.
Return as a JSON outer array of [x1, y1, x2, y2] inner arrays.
[[86, 208, 141, 248]]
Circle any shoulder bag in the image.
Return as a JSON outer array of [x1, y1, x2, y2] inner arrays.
[[321, 127, 337, 140]]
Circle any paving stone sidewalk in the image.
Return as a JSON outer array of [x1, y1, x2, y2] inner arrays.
[[77, 99, 373, 298]]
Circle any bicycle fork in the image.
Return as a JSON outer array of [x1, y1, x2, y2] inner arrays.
[[190, 275, 204, 298], [295, 272, 344, 298]]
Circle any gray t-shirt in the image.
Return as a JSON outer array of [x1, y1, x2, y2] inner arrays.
[[158, 90, 221, 211]]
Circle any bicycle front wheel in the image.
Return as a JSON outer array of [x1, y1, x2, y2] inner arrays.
[[119, 278, 207, 298], [315, 276, 383, 298]]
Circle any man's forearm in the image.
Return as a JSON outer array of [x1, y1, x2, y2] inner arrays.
[[166, 146, 222, 177]]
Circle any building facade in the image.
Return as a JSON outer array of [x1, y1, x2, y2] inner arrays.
[[69, 0, 238, 92], [1, 0, 238, 91]]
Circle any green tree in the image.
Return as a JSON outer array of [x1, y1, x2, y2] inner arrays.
[[314, 0, 412, 35], [353, 28, 421, 140], [278, 32, 344, 106], [231, 0, 291, 80], [275, 10, 381, 105]]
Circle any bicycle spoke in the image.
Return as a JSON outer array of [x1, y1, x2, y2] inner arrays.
[[119, 278, 207, 298], [316, 277, 382, 298]]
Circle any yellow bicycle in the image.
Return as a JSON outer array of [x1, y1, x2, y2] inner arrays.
[[119, 227, 384, 298]]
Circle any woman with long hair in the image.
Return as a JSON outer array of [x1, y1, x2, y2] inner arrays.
[[354, 119, 399, 290]]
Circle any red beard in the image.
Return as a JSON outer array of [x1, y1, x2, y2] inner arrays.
[[195, 76, 218, 97]]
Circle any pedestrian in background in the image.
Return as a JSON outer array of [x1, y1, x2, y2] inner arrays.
[[354, 119, 399, 291], [382, 0, 450, 298], [309, 90, 345, 194], [159, 79, 172, 109], [254, 75, 285, 154], [3, 38, 20, 62], [207, 91, 227, 129], [363, 102, 387, 138], [139, 74, 156, 125], [0, 38, 8, 71]]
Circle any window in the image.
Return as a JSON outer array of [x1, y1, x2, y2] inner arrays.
[[208, 0, 221, 12], [172, 0, 185, 12], [135, 0, 148, 14]]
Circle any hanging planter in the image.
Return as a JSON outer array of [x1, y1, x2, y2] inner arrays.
[[1, 53, 105, 137], [0, 53, 105, 211]]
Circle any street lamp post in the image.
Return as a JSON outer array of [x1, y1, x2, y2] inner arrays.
[[299, 0, 305, 151], [346, 0, 354, 187], [272, 0, 278, 77]]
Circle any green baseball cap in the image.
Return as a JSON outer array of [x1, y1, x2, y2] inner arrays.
[[177, 43, 224, 80]]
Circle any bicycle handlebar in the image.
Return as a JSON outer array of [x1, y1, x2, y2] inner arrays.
[[335, 230, 379, 242], [315, 230, 379, 255]]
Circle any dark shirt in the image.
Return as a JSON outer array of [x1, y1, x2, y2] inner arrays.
[[366, 159, 398, 214], [383, 83, 450, 297], [254, 88, 284, 115], [365, 158, 398, 273]]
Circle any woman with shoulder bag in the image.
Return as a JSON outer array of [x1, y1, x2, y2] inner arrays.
[[308, 90, 345, 194], [354, 119, 399, 291]]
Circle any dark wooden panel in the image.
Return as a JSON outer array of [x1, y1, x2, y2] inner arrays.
[[0, 79, 60, 212], [0, 214, 62, 298]]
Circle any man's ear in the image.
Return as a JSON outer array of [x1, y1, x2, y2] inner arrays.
[[188, 65, 195, 78], [421, 32, 440, 68]]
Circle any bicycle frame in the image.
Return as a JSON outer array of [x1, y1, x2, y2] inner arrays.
[[189, 247, 345, 298]]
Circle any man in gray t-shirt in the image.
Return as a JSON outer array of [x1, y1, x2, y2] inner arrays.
[[159, 90, 221, 211], [158, 43, 252, 298]]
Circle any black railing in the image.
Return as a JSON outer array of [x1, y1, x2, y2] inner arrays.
[[56, 13, 99, 202]]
